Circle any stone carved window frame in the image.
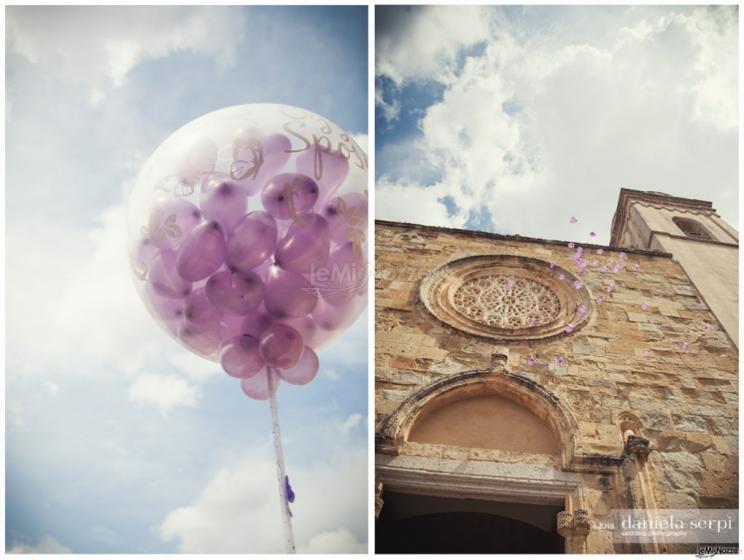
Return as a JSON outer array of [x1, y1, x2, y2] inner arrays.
[[671, 216, 714, 241], [420, 255, 592, 341], [378, 369, 580, 468]]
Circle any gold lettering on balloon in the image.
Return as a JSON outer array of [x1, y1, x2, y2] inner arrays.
[[282, 117, 368, 185]]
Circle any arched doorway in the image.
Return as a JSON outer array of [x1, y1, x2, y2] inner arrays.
[[376, 371, 589, 554], [377, 492, 564, 553]]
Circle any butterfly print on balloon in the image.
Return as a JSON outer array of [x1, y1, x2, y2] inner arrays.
[[230, 137, 264, 182]]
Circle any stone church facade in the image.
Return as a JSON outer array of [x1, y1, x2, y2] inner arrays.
[[374, 189, 738, 554]]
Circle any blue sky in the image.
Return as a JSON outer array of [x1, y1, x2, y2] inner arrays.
[[375, 5, 738, 243], [6, 6, 367, 553]]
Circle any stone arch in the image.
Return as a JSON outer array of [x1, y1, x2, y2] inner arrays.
[[379, 369, 580, 467]]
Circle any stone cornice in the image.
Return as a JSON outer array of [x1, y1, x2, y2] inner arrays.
[[610, 188, 718, 246], [376, 219, 673, 258]]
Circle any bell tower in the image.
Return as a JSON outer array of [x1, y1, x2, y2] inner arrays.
[[610, 188, 738, 346]]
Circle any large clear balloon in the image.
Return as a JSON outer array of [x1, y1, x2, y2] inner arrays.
[[128, 104, 368, 398]]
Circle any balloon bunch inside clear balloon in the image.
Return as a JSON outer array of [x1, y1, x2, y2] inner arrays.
[[128, 104, 368, 399]]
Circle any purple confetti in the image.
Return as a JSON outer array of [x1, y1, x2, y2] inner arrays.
[[570, 216, 578, 224]]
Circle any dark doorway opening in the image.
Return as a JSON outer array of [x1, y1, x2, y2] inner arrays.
[[376, 491, 564, 554]]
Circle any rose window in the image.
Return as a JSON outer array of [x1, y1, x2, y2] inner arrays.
[[453, 275, 561, 329], [420, 255, 592, 341]]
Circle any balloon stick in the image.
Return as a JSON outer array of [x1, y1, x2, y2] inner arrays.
[[267, 368, 296, 553]]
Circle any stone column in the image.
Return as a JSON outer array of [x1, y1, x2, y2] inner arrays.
[[375, 482, 384, 519], [557, 509, 591, 553], [623, 435, 664, 553]]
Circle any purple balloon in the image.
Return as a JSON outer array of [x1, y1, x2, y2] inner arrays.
[[131, 236, 159, 280], [258, 323, 304, 369], [220, 334, 265, 378], [149, 250, 192, 299], [278, 346, 319, 385], [285, 316, 333, 348], [311, 296, 361, 332], [261, 173, 319, 220], [217, 312, 245, 341], [231, 130, 292, 196], [144, 282, 186, 325], [252, 258, 273, 282], [147, 197, 202, 250], [241, 307, 275, 338], [200, 175, 248, 233], [321, 192, 368, 245], [297, 147, 349, 200], [183, 288, 223, 333], [240, 367, 281, 400], [320, 242, 368, 306], [178, 324, 222, 358], [205, 270, 264, 315], [226, 211, 278, 272], [264, 266, 318, 319], [274, 214, 330, 273], [176, 221, 227, 281]]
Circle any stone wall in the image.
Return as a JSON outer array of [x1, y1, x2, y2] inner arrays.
[[375, 220, 738, 553]]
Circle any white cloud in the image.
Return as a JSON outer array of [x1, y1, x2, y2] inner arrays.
[[159, 444, 367, 553], [166, 352, 221, 382], [8, 535, 72, 553], [129, 373, 199, 416], [323, 368, 340, 381], [376, 6, 490, 86], [301, 528, 367, 554], [44, 382, 60, 397], [6, 6, 245, 103], [376, 178, 453, 228], [6, 203, 170, 379], [338, 413, 363, 436], [376, 6, 738, 241]]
